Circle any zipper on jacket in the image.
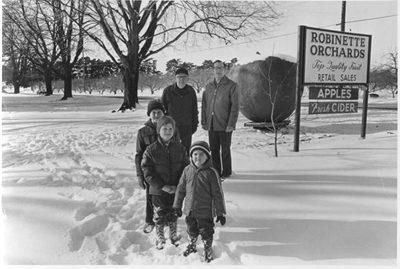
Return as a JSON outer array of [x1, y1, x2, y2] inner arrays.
[[210, 86, 218, 127]]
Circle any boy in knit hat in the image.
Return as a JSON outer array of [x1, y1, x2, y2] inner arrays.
[[141, 116, 189, 249], [135, 99, 180, 234], [173, 141, 226, 262]]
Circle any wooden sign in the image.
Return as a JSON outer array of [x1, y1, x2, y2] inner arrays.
[[302, 27, 371, 85], [309, 86, 358, 100], [309, 101, 358, 114]]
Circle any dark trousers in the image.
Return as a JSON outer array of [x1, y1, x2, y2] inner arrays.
[[208, 130, 233, 177], [185, 214, 214, 240], [152, 194, 177, 225], [177, 125, 192, 154], [145, 182, 154, 224]]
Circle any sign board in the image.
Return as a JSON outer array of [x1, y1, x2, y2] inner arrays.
[[294, 25, 372, 151], [303, 27, 371, 85], [309, 101, 358, 114], [309, 86, 358, 100]]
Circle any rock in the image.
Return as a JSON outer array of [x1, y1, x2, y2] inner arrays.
[[229, 56, 300, 122]]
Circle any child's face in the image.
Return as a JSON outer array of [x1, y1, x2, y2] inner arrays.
[[192, 149, 208, 167], [150, 109, 164, 123], [159, 123, 174, 142]]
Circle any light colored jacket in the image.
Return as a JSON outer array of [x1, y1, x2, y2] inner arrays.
[[173, 159, 226, 218], [201, 75, 239, 131]]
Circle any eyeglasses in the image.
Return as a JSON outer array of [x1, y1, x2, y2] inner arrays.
[[214, 67, 224, 70]]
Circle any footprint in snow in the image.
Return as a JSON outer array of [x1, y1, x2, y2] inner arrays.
[[74, 202, 96, 221], [68, 214, 110, 251]]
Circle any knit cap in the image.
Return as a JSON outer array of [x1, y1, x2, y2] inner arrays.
[[190, 141, 211, 159], [175, 67, 189, 76], [147, 99, 164, 116], [156, 115, 176, 134]]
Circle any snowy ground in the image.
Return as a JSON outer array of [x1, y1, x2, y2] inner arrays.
[[1, 88, 398, 268]]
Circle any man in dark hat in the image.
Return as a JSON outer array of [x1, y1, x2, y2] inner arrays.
[[161, 67, 199, 153]]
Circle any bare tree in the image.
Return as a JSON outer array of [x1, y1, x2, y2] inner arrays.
[[3, 0, 62, 96], [189, 68, 213, 93], [383, 49, 398, 97], [258, 57, 296, 157], [139, 72, 165, 94], [84, 0, 281, 111], [2, 14, 31, 94], [52, 0, 87, 100], [370, 49, 398, 98]]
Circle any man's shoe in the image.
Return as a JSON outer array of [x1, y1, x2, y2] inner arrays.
[[143, 223, 155, 234], [221, 174, 230, 182]]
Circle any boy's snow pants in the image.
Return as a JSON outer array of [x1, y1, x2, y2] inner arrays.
[[185, 213, 214, 241], [145, 182, 154, 224], [152, 194, 177, 225]]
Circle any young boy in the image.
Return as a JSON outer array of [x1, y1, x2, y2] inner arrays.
[[135, 99, 180, 234], [141, 116, 189, 249], [173, 141, 226, 262]]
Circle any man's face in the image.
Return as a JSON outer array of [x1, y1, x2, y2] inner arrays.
[[159, 123, 174, 142], [149, 109, 164, 123], [213, 62, 225, 79], [175, 74, 188, 89]]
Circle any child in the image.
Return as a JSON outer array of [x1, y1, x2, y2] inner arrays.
[[135, 99, 166, 234], [141, 116, 189, 249], [173, 141, 226, 262]]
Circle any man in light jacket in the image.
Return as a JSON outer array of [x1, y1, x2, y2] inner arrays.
[[201, 60, 239, 179]]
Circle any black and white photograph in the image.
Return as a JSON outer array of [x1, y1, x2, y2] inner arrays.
[[1, 0, 397, 267]]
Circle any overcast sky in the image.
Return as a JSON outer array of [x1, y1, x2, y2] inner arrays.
[[88, 1, 397, 72]]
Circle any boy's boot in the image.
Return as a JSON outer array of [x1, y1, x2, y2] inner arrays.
[[183, 235, 198, 257], [168, 221, 181, 246], [202, 237, 213, 263], [155, 224, 166, 250]]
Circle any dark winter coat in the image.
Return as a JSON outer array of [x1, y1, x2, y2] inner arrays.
[[135, 119, 180, 182], [161, 83, 199, 134], [201, 75, 239, 131], [173, 159, 226, 219], [141, 137, 189, 195]]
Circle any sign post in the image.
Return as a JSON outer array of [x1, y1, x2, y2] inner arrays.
[[294, 25, 372, 151], [294, 26, 306, 152], [361, 86, 369, 138]]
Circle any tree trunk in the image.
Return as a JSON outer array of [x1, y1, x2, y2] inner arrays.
[[44, 75, 53, 96], [61, 65, 73, 100], [119, 64, 139, 111], [12, 68, 20, 94], [13, 84, 20, 94]]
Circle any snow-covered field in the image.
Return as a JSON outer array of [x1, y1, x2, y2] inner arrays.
[[1, 88, 398, 267]]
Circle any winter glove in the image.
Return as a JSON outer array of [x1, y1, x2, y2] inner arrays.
[[216, 215, 226, 225], [225, 126, 234, 133], [174, 208, 182, 218], [138, 177, 146, 190], [161, 185, 176, 194]]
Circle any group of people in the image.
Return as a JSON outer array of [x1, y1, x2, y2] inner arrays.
[[135, 60, 239, 262]]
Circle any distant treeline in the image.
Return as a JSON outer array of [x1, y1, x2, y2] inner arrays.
[[4, 55, 396, 98]]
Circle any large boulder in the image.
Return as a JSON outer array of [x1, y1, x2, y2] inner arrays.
[[229, 56, 299, 123]]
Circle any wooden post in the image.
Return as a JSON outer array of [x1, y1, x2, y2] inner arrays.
[[361, 85, 369, 139], [341, 1, 346, 31], [294, 26, 306, 152]]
